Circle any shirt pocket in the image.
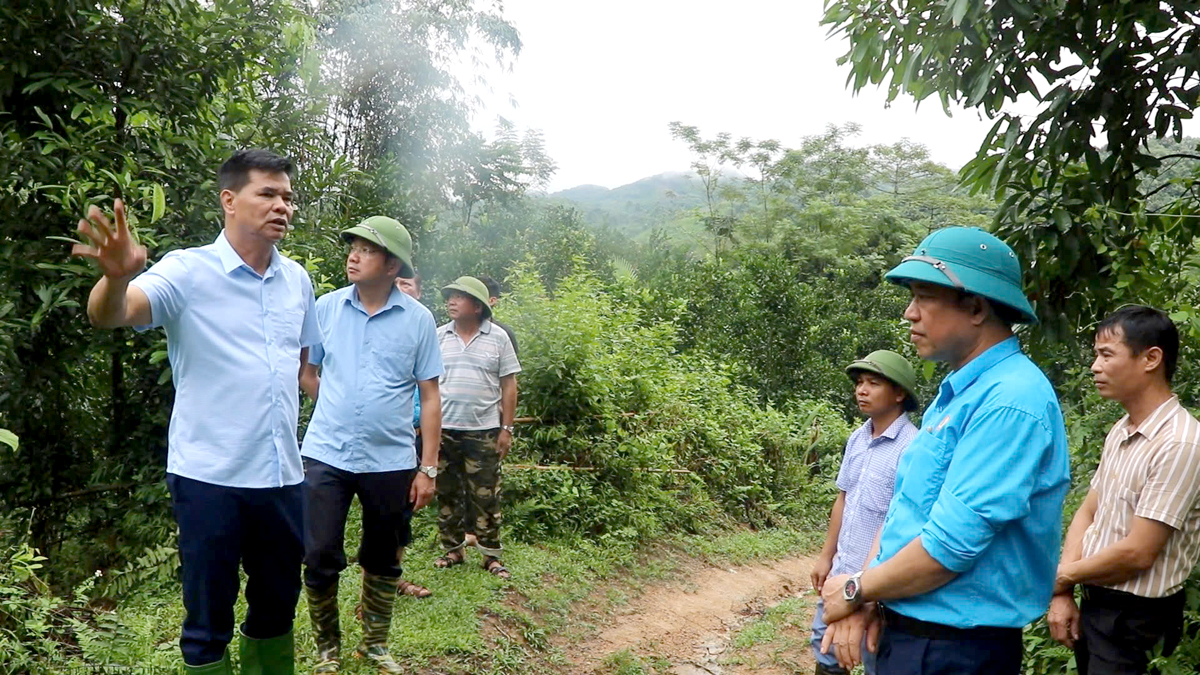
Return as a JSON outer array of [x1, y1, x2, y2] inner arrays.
[[372, 341, 417, 388], [1112, 486, 1139, 538], [275, 306, 307, 354], [894, 432, 953, 515], [860, 469, 897, 514]]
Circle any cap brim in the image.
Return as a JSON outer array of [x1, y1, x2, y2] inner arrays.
[[885, 259, 1037, 324], [341, 227, 415, 278]]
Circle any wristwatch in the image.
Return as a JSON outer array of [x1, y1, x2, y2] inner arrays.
[[418, 465, 438, 479], [501, 425, 515, 434], [843, 571, 865, 605]]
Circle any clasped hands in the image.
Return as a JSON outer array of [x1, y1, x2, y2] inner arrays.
[[1046, 565, 1080, 649], [817, 572, 882, 670]]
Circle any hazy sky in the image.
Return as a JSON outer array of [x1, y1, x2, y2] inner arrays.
[[463, 0, 1010, 192]]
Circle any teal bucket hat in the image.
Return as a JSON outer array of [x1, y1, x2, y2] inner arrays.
[[884, 227, 1037, 324], [441, 276, 492, 320], [341, 216, 415, 278], [846, 350, 921, 412]]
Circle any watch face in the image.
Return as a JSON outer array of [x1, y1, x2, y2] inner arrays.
[[844, 579, 858, 599]]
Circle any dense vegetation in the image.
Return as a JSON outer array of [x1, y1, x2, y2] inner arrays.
[[4, 1, 1200, 673]]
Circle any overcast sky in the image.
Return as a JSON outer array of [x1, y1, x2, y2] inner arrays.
[[461, 0, 1011, 192]]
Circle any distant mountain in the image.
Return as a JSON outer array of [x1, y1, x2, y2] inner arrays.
[[545, 171, 724, 240]]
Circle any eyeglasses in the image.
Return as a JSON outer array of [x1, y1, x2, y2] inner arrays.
[[348, 244, 383, 257]]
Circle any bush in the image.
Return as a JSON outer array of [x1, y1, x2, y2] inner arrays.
[[498, 267, 851, 549]]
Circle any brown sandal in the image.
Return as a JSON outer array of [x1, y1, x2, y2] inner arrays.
[[433, 550, 464, 569], [482, 556, 511, 580], [397, 578, 432, 598]]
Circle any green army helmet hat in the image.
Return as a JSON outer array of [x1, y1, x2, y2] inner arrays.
[[441, 276, 492, 320], [340, 215, 415, 278], [846, 350, 921, 412], [884, 227, 1037, 324]]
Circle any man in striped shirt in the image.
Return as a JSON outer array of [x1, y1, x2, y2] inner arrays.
[[433, 276, 521, 579], [1049, 305, 1200, 675]]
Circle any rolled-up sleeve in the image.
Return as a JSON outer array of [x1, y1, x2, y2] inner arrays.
[[921, 406, 1051, 572]]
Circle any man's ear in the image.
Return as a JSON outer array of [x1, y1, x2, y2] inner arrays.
[[220, 189, 236, 217], [1143, 345, 1165, 375], [968, 295, 990, 327]]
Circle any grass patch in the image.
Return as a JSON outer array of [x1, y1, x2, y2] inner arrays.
[[598, 648, 670, 675], [724, 596, 814, 671], [52, 503, 818, 674]]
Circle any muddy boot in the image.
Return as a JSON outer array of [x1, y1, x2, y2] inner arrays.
[[305, 582, 341, 673], [184, 650, 233, 675], [355, 571, 403, 674], [238, 628, 294, 675]]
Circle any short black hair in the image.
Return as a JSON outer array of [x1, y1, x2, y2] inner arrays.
[[989, 300, 1025, 327], [954, 291, 1019, 329], [478, 275, 501, 298], [219, 149, 294, 193], [1096, 305, 1179, 382]]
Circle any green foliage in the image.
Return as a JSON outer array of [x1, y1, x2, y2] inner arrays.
[[647, 250, 921, 415], [823, 0, 1200, 341], [0, 0, 526, 589], [499, 267, 850, 546]]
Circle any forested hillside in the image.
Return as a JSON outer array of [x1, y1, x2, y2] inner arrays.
[[5, 1, 1200, 673]]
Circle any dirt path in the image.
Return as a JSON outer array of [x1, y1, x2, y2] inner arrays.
[[569, 554, 818, 675]]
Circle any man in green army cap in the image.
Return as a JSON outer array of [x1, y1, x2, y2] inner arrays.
[[810, 350, 921, 675], [298, 216, 445, 673], [819, 227, 1070, 675], [433, 276, 521, 578]]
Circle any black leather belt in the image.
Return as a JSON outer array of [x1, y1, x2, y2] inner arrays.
[[882, 606, 1021, 642]]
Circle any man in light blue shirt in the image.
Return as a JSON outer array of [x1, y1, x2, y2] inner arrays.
[[72, 149, 319, 674], [820, 227, 1070, 675], [299, 216, 443, 675]]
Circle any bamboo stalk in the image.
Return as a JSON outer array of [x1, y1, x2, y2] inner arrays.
[[506, 464, 692, 474], [514, 411, 642, 424]]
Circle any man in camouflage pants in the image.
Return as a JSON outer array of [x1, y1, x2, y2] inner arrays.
[[433, 276, 520, 578]]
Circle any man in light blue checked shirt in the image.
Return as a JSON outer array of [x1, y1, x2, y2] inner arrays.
[[810, 350, 920, 675]]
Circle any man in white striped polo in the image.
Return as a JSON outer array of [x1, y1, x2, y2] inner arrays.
[[432, 276, 520, 579], [1048, 305, 1200, 674]]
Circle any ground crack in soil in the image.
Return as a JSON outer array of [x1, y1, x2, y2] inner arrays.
[[568, 554, 817, 675]]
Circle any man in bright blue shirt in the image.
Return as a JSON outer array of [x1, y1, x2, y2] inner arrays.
[[298, 216, 443, 675], [72, 149, 320, 674], [820, 227, 1070, 675]]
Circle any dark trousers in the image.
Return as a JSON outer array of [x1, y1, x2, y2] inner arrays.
[[436, 428, 503, 556], [167, 473, 304, 666], [301, 457, 416, 590], [876, 607, 1023, 675], [1075, 585, 1185, 675]]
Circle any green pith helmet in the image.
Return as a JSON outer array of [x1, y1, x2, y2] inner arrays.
[[846, 350, 921, 412], [884, 227, 1037, 324], [441, 276, 492, 319], [340, 215, 415, 278]]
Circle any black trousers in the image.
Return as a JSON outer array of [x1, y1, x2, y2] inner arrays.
[[876, 607, 1023, 675], [167, 473, 304, 666], [301, 457, 416, 590], [1076, 585, 1185, 675]]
